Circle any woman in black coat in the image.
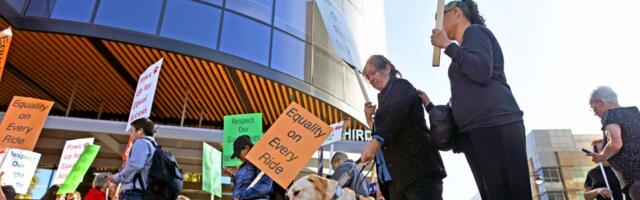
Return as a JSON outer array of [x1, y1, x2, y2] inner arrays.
[[429, 0, 530, 199], [360, 55, 446, 200]]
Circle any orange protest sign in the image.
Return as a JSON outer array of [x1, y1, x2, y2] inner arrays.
[[245, 102, 333, 188], [0, 27, 12, 82], [0, 96, 54, 150]]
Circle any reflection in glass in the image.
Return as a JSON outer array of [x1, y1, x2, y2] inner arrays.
[[271, 31, 306, 80], [220, 12, 271, 65], [161, 0, 221, 48], [225, 0, 273, 23], [94, 0, 163, 34], [274, 0, 309, 39], [50, 0, 96, 23]]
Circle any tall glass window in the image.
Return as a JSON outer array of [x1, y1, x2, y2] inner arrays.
[[274, 0, 309, 39], [6, 0, 26, 13], [50, 0, 96, 23], [219, 12, 271, 65], [160, 0, 221, 48], [94, 0, 163, 34], [225, 0, 273, 23], [24, 0, 55, 17], [271, 31, 306, 79], [312, 47, 345, 99]]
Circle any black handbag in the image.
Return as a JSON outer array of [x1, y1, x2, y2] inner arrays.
[[428, 105, 459, 151]]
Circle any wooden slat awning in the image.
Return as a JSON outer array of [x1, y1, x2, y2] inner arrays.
[[0, 18, 366, 130]]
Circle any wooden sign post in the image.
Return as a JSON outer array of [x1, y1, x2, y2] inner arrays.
[[433, 0, 445, 67]]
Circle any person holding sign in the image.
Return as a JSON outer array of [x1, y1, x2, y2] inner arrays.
[[108, 118, 157, 200], [224, 135, 273, 200], [429, 0, 529, 199], [360, 55, 446, 200]]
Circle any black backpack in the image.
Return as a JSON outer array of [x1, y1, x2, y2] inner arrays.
[[134, 138, 184, 200]]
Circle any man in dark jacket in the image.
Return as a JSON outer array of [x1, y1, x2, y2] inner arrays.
[[330, 152, 370, 197]]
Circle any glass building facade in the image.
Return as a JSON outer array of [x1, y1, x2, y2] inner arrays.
[[1, 0, 382, 111]]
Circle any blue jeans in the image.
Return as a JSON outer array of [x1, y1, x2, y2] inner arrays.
[[120, 189, 144, 200]]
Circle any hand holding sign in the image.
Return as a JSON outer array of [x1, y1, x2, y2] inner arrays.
[[245, 103, 333, 188], [432, 0, 445, 67]]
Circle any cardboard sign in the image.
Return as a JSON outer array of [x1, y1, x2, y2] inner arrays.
[[245, 103, 333, 188], [202, 142, 222, 197], [316, 0, 361, 68], [51, 138, 95, 185], [0, 148, 40, 194], [322, 121, 344, 146], [58, 144, 101, 194], [223, 113, 262, 166], [0, 27, 12, 81], [0, 96, 54, 150], [122, 58, 163, 161]]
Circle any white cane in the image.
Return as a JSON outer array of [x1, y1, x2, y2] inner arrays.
[[598, 162, 614, 200]]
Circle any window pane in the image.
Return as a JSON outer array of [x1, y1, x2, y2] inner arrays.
[[312, 47, 345, 99], [220, 12, 270, 65], [51, 0, 96, 23], [25, 0, 55, 17], [274, 0, 309, 39], [198, 0, 222, 6], [225, 0, 272, 23], [94, 0, 163, 34], [271, 31, 306, 80], [6, 0, 26, 13], [160, 0, 221, 48]]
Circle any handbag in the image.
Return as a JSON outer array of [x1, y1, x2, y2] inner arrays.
[[428, 105, 459, 151]]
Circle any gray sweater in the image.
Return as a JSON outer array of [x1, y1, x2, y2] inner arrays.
[[444, 24, 523, 132]]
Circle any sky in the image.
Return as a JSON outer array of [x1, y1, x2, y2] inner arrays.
[[384, 0, 640, 199]]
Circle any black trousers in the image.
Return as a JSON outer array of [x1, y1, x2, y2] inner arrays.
[[387, 174, 443, 200], [459, 121, 532, 200]]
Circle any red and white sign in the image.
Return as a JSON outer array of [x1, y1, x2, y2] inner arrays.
[[125, 58, 163, 132], [122, 58, 163, 161], [51, 138, 94, 185]]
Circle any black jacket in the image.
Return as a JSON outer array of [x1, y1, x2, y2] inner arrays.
[[445, 24, 523, 132], [373, 77, 446, 190]]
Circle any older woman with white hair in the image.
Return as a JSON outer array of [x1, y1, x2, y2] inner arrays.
[[587, 86, 640, 199]]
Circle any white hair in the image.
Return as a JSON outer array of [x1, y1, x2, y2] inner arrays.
[[590, 86, 618, 105]]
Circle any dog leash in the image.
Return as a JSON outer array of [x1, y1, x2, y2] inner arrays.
[[335, 158, 375, 199]]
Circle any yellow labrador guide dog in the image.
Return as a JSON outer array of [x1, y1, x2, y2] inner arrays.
[[287, 174, 375, 200]]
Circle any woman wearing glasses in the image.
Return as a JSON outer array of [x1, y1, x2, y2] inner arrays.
[[360, 55, 446, 200], [429, 0, 530, 199]]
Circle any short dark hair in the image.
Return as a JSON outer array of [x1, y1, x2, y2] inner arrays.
[[2, 185, 15, 200], [131, 118, 155, 136], [331, 152, 349, 164]]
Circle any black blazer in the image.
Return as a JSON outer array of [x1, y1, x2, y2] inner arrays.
[[373, 77, 446, 190]]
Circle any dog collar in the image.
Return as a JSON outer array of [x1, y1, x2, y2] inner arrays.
[[333, 187, 344, 199]]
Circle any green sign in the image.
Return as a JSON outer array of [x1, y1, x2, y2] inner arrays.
[[202, 142, 222, 197], [223, 113, 262, 166], [58, 144, 101, 194]]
